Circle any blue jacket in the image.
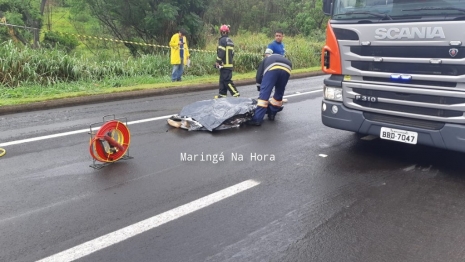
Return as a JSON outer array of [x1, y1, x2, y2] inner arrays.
[[256, 54, 292, 85], [267, 41, 285, 56]]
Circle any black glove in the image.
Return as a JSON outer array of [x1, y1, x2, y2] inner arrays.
[[256, 84, 260, 91]]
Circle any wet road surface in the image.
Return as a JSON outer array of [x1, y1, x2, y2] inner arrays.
[[1, 76, 465, 262]]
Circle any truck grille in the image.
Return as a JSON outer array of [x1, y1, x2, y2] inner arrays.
[[362, 77, 457, 88], [351, 87, 465, 117], [364, 112, 445, 130], [353, 88, 465, 105], [353, 100, 463, 117], [351, 46, 465, 59], [352, 61, 465, 76], [343, 38, 465, 123]]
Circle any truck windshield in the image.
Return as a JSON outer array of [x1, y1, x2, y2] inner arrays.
[[332, 0, 465, 21]]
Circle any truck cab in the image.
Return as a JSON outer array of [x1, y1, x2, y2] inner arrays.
[[321, 0, 465, 152]]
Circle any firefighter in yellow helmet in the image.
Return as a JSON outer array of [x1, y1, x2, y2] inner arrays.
[[214, 25, 240, 98]]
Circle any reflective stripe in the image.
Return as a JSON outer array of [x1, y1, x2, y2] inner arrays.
[[218, 46, 226, 50], [263, 62, 292, 76], [225, 46, 233, 66], [257, 99, 269, 107], [228, 84, 239, 95], [270, 98, 283, 107], [269, 65, 291, 74]]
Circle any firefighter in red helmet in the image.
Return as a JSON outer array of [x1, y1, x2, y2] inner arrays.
[[214, 24, 240, 98]]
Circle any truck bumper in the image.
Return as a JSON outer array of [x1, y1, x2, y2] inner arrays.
[[321, 99, 465, 152]]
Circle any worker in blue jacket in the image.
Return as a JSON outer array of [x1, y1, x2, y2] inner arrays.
[[267, 30, 286, 56], [246, 49, 292, 126]]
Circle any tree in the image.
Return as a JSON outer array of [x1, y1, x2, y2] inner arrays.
[[40, 0, 47, 15], [203, 0, 327, 37], [203, 0, 258, 33], [72, 0, 209, 57], [295, 0, 329, 36], [0, 0, 42, 47]]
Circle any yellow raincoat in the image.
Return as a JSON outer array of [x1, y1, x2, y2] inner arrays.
[[169, 33, 190, 65]]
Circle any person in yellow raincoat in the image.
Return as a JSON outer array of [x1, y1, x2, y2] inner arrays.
[[169, 29, 190, 82]]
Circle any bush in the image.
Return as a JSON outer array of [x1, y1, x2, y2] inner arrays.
[[71, 13, 90, 23], [0, 32, 324, 88], [43, 31, 79, 53]]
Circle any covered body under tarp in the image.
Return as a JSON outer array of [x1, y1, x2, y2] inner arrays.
[[167, 97, 257, 131]]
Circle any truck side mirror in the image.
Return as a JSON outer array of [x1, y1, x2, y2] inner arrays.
[[323, 0, 332, 15]]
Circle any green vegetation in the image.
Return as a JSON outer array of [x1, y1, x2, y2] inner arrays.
[[42, 31, 79, 52], [0, 67, 320, 106], [0, 0, 326, 106], [0, 33, 323, 106]]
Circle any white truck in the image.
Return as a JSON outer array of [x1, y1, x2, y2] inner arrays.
[[321, 0, 465, 152]]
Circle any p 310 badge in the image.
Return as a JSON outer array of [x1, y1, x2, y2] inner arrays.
[[354, 95, 378, 102]]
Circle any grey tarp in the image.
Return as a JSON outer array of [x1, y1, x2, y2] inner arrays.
[[169, 97, 257, 131]]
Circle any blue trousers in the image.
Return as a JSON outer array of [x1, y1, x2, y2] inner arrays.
[[252, 69, 290, 123], [171, 64, 184, 81]]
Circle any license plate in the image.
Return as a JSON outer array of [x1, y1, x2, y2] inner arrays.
[[380, 127, 418, 144]]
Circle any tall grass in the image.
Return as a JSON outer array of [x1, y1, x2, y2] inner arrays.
[[0, 33, 323, 88], [205, 32, 323, 69]]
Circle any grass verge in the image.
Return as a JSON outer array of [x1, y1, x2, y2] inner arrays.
[[0, 67, 321, 106]]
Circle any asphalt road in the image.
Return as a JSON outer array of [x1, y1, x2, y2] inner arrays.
[[2, 76, 465, 262]]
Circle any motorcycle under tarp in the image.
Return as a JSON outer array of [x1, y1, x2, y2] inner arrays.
[[167, 97, 257, 131]]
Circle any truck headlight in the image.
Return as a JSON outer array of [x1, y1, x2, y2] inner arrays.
[[323, 86, 343, 101]]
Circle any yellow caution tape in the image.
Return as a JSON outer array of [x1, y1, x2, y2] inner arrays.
[[54, 31, 260, 56]]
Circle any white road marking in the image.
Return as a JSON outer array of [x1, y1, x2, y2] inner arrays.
[[0, 116, 170, 147], [283, 90, 320, 98], [360, 135, 378, 141], [403, 165, 417, 171], [0, 90, 321, 147], [37, 179, 260, 262]]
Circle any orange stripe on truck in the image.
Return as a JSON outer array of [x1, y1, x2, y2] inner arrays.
[[321, 21, 342, 75]]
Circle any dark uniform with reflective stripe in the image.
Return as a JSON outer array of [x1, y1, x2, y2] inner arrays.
[[252, 54, 292, 124], [216, 34, 240, 97]]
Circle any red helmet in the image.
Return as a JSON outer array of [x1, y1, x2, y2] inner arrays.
[[220, 24, 230, 32]]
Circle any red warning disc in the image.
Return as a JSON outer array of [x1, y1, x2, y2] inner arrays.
[[89, 120, 131, 163]]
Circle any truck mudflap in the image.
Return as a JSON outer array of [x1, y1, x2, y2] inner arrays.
[[321, 100, 465, 152]]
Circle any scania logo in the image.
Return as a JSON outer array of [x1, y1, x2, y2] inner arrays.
[[449, 48, 459, 57], [374, 27, 445, 40]]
